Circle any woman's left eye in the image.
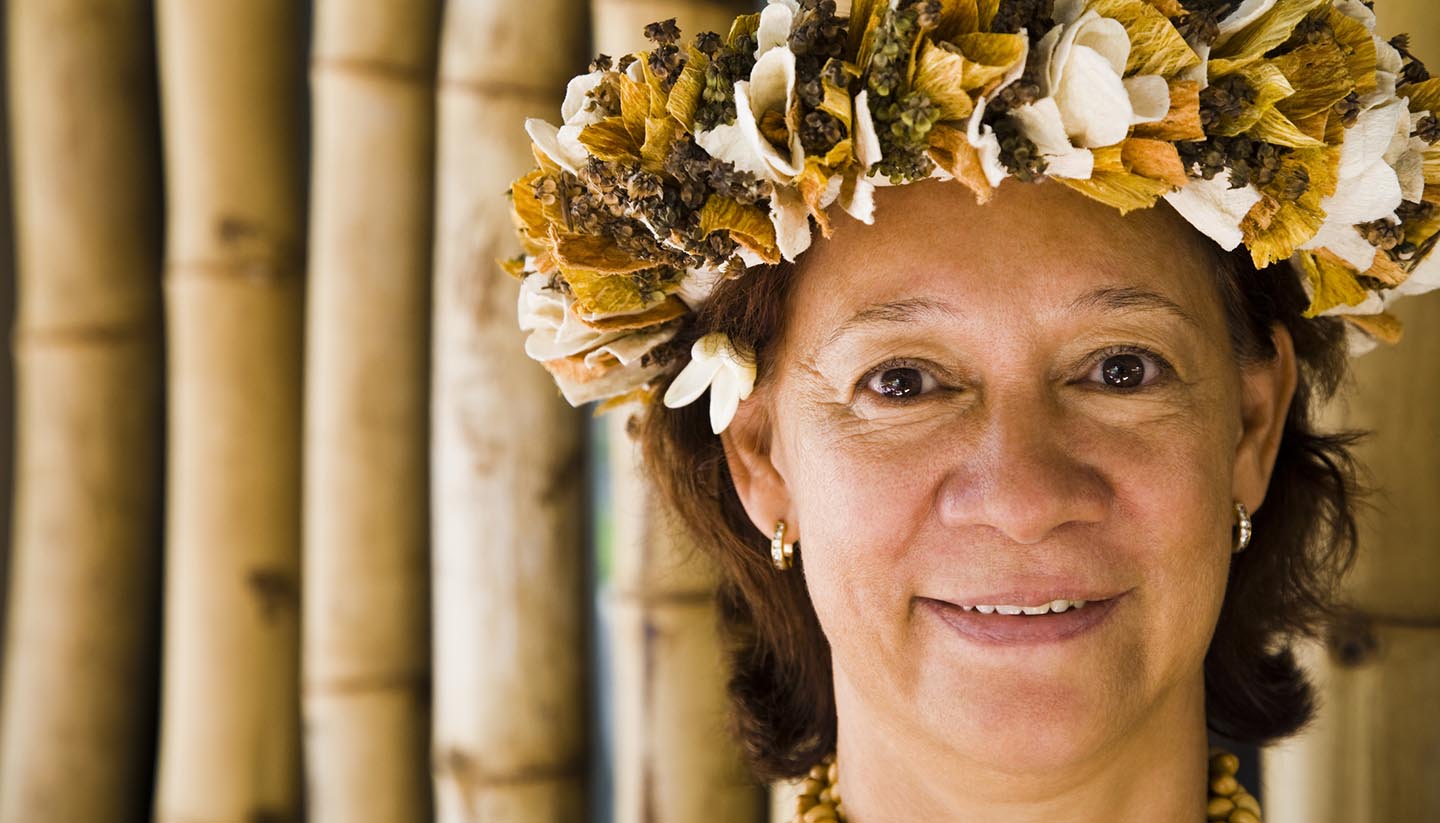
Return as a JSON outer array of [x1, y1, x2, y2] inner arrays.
[[1085, 348, 1172, 390]]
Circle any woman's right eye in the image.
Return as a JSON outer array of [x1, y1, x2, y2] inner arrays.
[[862, 364, 940, 401]]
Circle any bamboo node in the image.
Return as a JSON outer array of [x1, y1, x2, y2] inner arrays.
[[1326, 611, 1381, 668]]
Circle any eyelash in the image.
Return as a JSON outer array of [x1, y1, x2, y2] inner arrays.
[[855, 346, 1177, 404]]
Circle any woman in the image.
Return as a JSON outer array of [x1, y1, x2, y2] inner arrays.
[[508, 0, 1439, 819]]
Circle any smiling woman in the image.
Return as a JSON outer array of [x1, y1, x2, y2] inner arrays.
[[641, 178, 1361, 820], [503, 0, 1438, 819], [648, 171, 1365, 817]]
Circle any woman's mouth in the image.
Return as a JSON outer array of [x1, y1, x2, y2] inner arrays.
[[919, 592, 1126, 645]]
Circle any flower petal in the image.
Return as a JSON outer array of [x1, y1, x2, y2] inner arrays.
[[696, 121, 770, 178], [770, 186, 813, 261], [707, 365, 743, 434], [840, 173, 877, 223], [662, 348, 724, 409], [1162, 172, 1264, 251], [853, 90, 883, 168], [1125, 74, 1171, 124], [525, 118, 585, 174], [1054, 45, 1135, 147], [560, 71, 605, 124], [967, 100, 1009, 187], [756, 0, 796, 55], [736, 48, 804, 180]]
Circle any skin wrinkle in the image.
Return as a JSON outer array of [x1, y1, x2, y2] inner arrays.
[[721, 179, 1297, 822]]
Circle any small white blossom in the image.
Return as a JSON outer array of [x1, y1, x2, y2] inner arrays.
[[662, 332, 757, 434]]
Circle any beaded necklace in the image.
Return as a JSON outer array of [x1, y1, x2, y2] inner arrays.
[[791, 747, 1263, 822]]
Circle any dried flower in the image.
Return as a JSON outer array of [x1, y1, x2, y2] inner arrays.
[[1396, 199, 1435, 224], [1391, 34, 1431, 86], [1357, 218, 1405, 250], [1178, 136, 1288, 189], [801, 110, 846, 155], [644, 18, 682, 46], [585, 76, 621, 117], [991, 0, 1055, 36], [693, 31, 724, 59], [1416, 114, 1440, 145], [994, 117, 1048, 182], [1199, 74, 1257, 132], [1335, 92, 1362, 128], [694, 32, 758, 131]]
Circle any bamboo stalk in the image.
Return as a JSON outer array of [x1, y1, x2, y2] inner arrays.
[[430, 1, 590, 820], [590, 3, 768, 819], [0, 3, 163, 820], [1264, 13, 1440, 805], [302, 3, 441, 822], [152, 2, 306, 820]]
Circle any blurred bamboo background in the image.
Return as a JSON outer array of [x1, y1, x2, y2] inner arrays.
[[0, 2, 1432, 823]]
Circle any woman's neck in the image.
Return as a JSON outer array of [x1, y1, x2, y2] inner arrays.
[[832, 671, 1211, 823]]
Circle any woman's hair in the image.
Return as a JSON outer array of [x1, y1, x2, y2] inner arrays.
[[637, 224, 1366, 780]]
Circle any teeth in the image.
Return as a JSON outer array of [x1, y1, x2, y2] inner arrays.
[[968, 599, 1092, 615]]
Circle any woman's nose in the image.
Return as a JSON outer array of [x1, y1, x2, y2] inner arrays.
[[935, 389, 1110, 545]]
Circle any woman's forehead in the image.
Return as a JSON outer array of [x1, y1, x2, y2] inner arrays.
[[787, 178, 1229, 344]]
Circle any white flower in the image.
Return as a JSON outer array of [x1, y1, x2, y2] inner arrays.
[[662, 332, 757, 434], [1009, 8, 1170, 177], [518, 272, 622, 361], [524, 70, 609, 174], [517, 273, 675, 405], [1299, 99, 1407, 271], [1162, 171, 1264, 251]]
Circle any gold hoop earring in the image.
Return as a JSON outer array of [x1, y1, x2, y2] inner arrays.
[[771, 520, 795, 571], [1233, 502, 1252, 554]]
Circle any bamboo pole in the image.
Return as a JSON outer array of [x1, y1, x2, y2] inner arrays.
[[0, 2, 163, 820], [302, 3, 441, 822], [590, 2, 768, 820], [152, 2, 306, 820], [1263, 9, 1440, 814], [429, 1, 590, 820]]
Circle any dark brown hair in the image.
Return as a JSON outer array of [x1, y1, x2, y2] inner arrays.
[[638, 228, 1365, 781]]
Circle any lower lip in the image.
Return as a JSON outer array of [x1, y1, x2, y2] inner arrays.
[[920, 594, 1124, 646]]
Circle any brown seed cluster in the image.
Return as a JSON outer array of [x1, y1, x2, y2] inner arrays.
[[791, 0, 851, 157], [867, 0, 944, 183], [1391, 34, 1432, 86], [990, 0, 1056, 36], [694, 29, 759, 132], [1358, 218, 1405, 251], [1178, 135, 1292, 192], [1199, 74, 1257, 132]]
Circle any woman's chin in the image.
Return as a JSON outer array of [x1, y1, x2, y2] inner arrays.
[[913, 676, 1127, 775]]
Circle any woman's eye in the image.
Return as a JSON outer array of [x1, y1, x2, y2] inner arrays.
[[1087, 350, 1168, 389], [864, 365, 939, 400]]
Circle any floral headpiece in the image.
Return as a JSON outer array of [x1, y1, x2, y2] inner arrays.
[[507, 0, 1440, 433]]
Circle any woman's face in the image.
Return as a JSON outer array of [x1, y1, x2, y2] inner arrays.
[[723, 179, 1296, 771]]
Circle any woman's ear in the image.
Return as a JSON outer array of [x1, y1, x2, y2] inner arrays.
[[1232, 322, 1299, 513], [720, 389, 800, 544]]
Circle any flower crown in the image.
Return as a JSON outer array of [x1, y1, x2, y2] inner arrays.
[[507, 0, 1440, 433]]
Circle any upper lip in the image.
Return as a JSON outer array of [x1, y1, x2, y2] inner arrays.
[[930, 588, 1130, 607]]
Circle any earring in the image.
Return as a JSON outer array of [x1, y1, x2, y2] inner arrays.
[[1233, 502, 1252, 554], [771, 520, 795, 571]]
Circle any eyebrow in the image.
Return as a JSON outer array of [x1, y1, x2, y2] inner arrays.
[[822, 286, 1203, 349], [1067, 286, 1204, 333]]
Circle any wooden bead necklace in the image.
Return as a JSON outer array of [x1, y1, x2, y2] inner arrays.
[[791, 747, 1262, 822]]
